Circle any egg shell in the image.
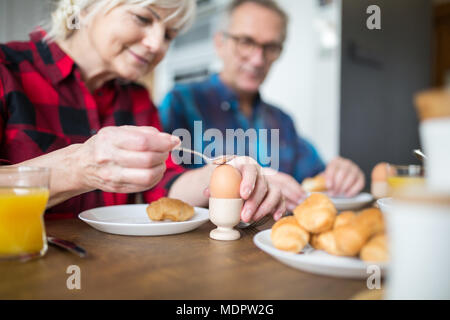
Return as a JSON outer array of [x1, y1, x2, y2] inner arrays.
[[209, 164, 242, 199], [371, 162, 394, 182]]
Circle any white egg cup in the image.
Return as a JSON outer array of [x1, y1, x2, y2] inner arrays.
[[209, 198, 243, 241]]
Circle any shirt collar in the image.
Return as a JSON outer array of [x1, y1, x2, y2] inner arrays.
[[29, 28, 76, 85], [209, 73, 263, 112]]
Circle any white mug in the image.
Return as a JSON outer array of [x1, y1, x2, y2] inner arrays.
[[420, 118, 450, 192], [384, 195, 450, 299]]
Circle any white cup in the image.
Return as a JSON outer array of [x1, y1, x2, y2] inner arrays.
[[384, 193, 450, 299], [420, 117, 450, 192], [209, 198, 243, 241]]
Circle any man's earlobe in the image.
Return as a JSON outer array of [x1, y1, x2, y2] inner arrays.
[[213, 33, 224, 55]]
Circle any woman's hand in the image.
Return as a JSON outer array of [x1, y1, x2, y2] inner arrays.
[[204, 157, 286, 223], [262, 167, 307, 212], [75, 126, 180, 193]]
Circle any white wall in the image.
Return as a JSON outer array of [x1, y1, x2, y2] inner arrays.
[[261, 0, 341, 163], [0, 0, 50, 43]]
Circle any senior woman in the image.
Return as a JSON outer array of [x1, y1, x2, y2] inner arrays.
[[0, 0, 285, 222]]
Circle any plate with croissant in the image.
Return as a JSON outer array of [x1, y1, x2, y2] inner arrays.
[[253, 193, 388, 279], [79, 198, 209, 236], [302, 174, 374, 211]]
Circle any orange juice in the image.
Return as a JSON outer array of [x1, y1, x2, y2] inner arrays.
[[387, 176, 426, 196], [0, 187, 49, 258]]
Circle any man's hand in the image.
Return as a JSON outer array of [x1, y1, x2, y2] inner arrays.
[[324, 157, 365, 197]]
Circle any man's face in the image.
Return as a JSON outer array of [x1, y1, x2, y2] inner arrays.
[[216, 2, 285, 94]]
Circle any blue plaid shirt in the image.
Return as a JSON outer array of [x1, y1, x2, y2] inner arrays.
[[159, 74, 325, 183]]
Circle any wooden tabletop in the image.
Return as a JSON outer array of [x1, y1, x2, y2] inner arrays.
[[0, 218, 368, 300]]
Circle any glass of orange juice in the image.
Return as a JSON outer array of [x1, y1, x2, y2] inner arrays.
[[0, 167, 50, 261], [386, 164, 425, 197]]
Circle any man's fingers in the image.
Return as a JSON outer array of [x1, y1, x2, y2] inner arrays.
[[346, 174, 365, 197], [331, 161, 352, 196], [339, 166, 362, 196], [325, 161, 338, 190]]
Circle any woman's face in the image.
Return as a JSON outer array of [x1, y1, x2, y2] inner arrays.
[[86, 3, 181, 80]]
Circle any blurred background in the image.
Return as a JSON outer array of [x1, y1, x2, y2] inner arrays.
[[0, 0, 445, 187]]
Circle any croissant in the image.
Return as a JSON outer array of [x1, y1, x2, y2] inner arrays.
[[360, 233, 389, 262], [333, 208, 385, 256], [312, 211, 356, 255], [146, 197, 194, 222], [271, 216, 310, 253], [302, 174, 327, 192], [333, 211, 356, 229], [294, 193, 337, 234]]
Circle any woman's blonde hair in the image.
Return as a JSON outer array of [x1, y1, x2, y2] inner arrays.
[[45, 0, 196, 42]]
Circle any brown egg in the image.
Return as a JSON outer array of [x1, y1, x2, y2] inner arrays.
[[371, 162, 390, 182], [209, 164, 242, 199], [371, 162, 394, 199]]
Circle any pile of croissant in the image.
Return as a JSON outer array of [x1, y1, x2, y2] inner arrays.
[[271, 193, 388, 262]]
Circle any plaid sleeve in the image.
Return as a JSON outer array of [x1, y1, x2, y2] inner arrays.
[[0, 62, 12, 165], [142, 91, 186, 203], [142, 155, 185, 203], [0, 65, 4, 145]]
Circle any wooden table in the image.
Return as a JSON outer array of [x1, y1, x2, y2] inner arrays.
[[0, 218, 368, 300]]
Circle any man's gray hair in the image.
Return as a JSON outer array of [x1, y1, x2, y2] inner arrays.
[[217, 0, 289, 42]]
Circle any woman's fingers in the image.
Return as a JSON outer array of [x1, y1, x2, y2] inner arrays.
[[264, 170, 305, 207], [79, 126, 178, 193], [273, 197, 287, 221], [286, 199, 299, 212], [105, 149, 169, 169], [239, 163, 258, 200], [97, 163, 167, 191], [240, 175, 268, 223], [252, 186, 284, 222], [103, 126, 180, 152]]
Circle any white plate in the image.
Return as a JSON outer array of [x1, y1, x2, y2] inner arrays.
[[327, 192, 374, 211], [79, 204, 209, 236], [253, 230, 387, 279]]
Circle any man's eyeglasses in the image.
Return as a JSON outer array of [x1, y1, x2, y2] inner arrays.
[[222, 32, 283, 62]]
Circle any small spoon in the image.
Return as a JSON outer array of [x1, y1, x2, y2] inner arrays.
[[173, 146, 237, 165], [413, 149, 427, 162]]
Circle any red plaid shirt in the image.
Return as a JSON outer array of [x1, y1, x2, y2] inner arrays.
[[0, 29, 185, 219]]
